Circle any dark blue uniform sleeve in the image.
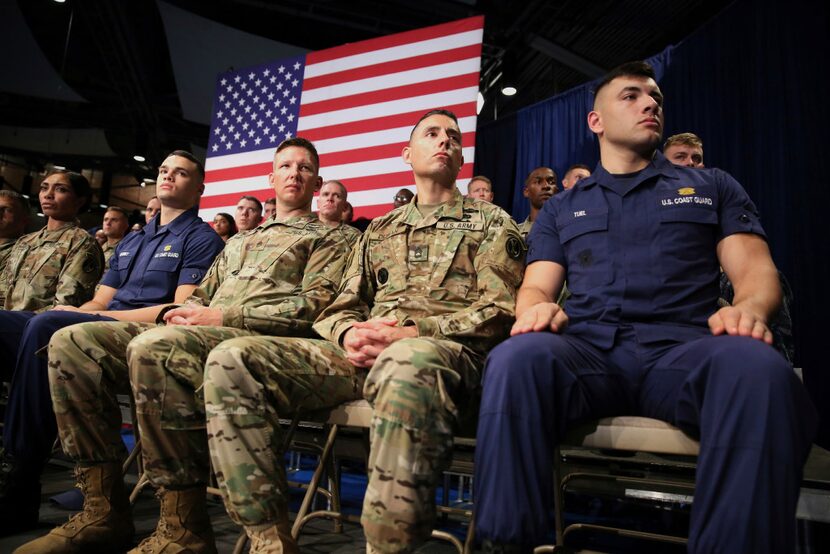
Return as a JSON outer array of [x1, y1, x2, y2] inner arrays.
[[715, 169, 766, 241], [526, 198, 566, 267], [177, 225, 225, 286]]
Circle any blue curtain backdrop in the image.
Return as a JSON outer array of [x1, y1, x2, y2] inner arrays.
[[473, 0, 830, 446]]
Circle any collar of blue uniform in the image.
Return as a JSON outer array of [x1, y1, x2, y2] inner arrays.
[[401, 186, 464, 228], [145, 206, 200, 237], [581, 150, 680, 195]]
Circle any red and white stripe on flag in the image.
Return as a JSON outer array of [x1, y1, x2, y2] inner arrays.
[[199, 16, 484, 222]]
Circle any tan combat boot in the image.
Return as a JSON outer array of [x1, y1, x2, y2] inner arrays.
[[245, 513, 298, 554], [13, 463, 134, 554], [129, 486, 217, 554]]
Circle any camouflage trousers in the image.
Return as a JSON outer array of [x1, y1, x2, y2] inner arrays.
[[126, 325, 260, 487], [203, 336, 365, 527], [360, 337, 482, 554], [49, 321, 158, 464]]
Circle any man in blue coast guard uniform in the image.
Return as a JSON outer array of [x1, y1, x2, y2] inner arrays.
[[473, 61, 817, 553], [0, 150, 225, 533]]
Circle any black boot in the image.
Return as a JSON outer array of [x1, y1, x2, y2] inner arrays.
[[0, 452, 41, 536]]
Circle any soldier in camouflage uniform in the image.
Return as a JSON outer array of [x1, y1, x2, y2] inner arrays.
[[317, 179, 363, 246], [99, 206, 130, 271], [0, 190, 29, 277], [0, 170, 103, 312], [202, 109, 525, 553], [14, 139, 351, 554], [517, 166, 557, 239]]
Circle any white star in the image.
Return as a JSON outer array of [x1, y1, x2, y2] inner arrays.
[[222, 118, 229, 125], [280, 106, 287, 115], [248, 130, 255, 137], [285, 72, 292, 80], [263, 127, 271, 135], [232, 92, 239, 99], [248, 72, 255, 80], [230, 108, 237, 116], [239, 98, 246, 106], [246, 89, 253, 97], [270, 76, 276, 83], [244, 106, 251, 113], [270, 134, 277, 142], [226, 85, 232, 92], [240, 139, 247, 148], [263, 69, 270, 77], [293, 61, 301, 70], [216, 110, 223, 118], [278, 65, 285, 73], [212, 144, 219, 152], [289, 96, 297, 105], [251, 113, 257, 120], [221, 78, 227, 86], [228, 124, 235, 132], [242, 122, 249, 130], [271, 117, 279, 125], [254, 137, 261, 145], [253, 96, 260, 104], [261, 86, 268, 94], [220, 134, 227, 142], [214, 128, 221, 135], [259, 103, 266, 110], [234, 75, 241, 83], [284, 132, 292, 139], [287, 114, 295, 122], [224, 101, 231, 109], [267, 93, 275, 101], [292, 79, 299, 87], [256, 120, 264, 128], [283, 90, 290, 97], [234, 132, 241, 140], [276, 82, 284, 90], [241, 83, 247, 90], [255, 79, 262, 86], [278, 123, 285, 132], [219, 95, 225, 102], [265, 109, 273, 117], [236, 115, 242, 123], [226, 142, 233, 149], [275, 100, 281, 107]]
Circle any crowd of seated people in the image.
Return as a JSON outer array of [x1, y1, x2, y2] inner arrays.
[[0, 60, 815, 554]]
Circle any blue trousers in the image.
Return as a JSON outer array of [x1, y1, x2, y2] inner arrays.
[[473, 328, 817, 554], [0, 310, 115, 468]]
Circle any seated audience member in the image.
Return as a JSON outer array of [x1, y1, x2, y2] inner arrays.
[[100, 206, 130, 269], [392, 187, 414, 208], [263, 196, 276, 220], [94, 229, 107, 246], [201, 109, 524, 553], [518, 166, 557, 238], [0, 151, 224, 535], [212, 211, 237, 242], [0, 169, 102, 312], [145, 196, 161, 223], [234, 194, 263, 232], [14, 139, 352, 554], [467, 175, 494, 202], [663, 132, 704, 167], [561, 163, 591, 190], [474, 61, 816, 554], [130, 222, 143, 232], [318, 180, 361, 245], [342, 201, 354, 224], [0, 190, 30, 275]]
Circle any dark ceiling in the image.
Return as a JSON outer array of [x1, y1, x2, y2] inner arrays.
[[1, 0, 733, 177]]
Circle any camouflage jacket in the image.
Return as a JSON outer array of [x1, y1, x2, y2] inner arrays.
[[314, 188, 526, 356], [0, 238, 18, 278], [186, 214, 351, 335], [518, 217, 533, 239], [0, 223, 104, 312], [336, 222, 362, 248], [101, 239, 122, 272]]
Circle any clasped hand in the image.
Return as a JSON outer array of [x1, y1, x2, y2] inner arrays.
[[343, 317, 418, 368]]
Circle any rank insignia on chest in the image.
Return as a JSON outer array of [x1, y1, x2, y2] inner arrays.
[[163, 244, 172, 251], [409, 245, 429, 262], [678, 187, 696, 196]]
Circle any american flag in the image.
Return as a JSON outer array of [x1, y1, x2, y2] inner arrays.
[[199, 16, 484, 221]]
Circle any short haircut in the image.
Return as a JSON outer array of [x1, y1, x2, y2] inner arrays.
[[322, 180, 348, 200], [237, 195, 263, 212], [664, 132, 703, 151], [264, 197, 276, 205], [275, 137, 320, 172], [0, 189, 30, 216], [410, 109, 459, 140], [593, 61, 657, 101], [167, 150, 205, 179], [104, 206, 129, 219], [565, 163, 590, 175], [525, 167, 557, 186], [469, 175, 492, 190], [44, 169, 92, 213]]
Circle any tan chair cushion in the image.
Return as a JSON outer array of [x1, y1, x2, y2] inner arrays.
[[564, 416, 700, 456], [325, 399, 373, 428]]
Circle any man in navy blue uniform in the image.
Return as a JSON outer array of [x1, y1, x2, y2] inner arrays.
[[0, 150, 225, 533], [473, 61, 817, 553]]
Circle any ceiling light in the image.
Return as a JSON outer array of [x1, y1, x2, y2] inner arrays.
[[53, 0, 66, 3], [501, 86, 517, 96], [133, 155, 146, 162]]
